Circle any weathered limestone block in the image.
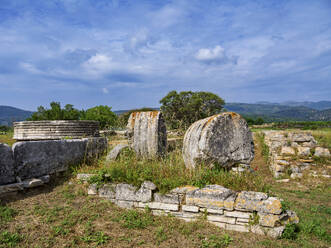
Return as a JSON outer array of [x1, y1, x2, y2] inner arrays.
[[13, 139, 86, 179], [77, 173, 95, 181], [207, 215, 236, 224], [13, 120, 100, 140], [137, 202, 179, 211], [297, 147, 310, 156], [88, 184, 98, 195], [258, 210, 299, 228], [170, 186, 198, 194], [280, 146, 295, 155], [288, 132, 316, 143], [186, 185, 236, 210], [182, 205, 199, 213], [141, 181, 157, 190], [13, 138, 107, 180], [98, 184, 116, 199], [224, 210, 252, 219], [154, 193, 179, 204], [127, 111, 167, 158], [182, 112, 254, 169], [234, 192, 282, 214], [106, 144, 128, 161], [225, 223, 250, 232], [0, 143, 15, 185], [314, 147, 330, 157], [84, 137, 108, 160], [116, 182, 153, 202]]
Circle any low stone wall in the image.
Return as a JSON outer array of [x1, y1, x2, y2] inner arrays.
[[0, 137, 107, 191], [81, 175, 298, 238], [262, 131, 330, 178]]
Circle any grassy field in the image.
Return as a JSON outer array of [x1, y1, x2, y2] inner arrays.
[[0, 130, 330, 247], [0, 132, 15, 147]]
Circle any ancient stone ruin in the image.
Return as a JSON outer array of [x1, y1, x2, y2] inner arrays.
[[262, 131, 330, 178], [182, 112, 254, 170], [80, 174, 298, 238], [0, 120, 107, 195], [126, 111, 167, 158]]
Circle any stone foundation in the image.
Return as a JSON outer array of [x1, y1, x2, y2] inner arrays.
[[262, 131, 330, 178], [80, 175, 298, 238], [0, 137, 108, 191]]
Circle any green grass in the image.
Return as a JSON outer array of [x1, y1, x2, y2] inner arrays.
[[0, 206, 17, 224], [83, 147, 270, 194], [0, 231, 23, 247], [0, 132, 15, 146]]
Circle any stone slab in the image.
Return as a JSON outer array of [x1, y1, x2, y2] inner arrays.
[[0, 143, 15, 185]]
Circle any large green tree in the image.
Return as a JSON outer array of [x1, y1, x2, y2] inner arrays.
[[160, 91, 225, 129], [28, 102, 81, 121], [81, 105, 117, 129]]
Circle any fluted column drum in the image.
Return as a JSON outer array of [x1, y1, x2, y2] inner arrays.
[[13, 120, 100, 141]]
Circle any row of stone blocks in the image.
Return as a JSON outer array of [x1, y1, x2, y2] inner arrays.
[[0, 137, 108, 188], [79, 175, 299, 238], [262, 131, 330, 178]]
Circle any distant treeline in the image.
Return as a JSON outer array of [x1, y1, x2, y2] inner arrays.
[[271, 121, 331, 130]]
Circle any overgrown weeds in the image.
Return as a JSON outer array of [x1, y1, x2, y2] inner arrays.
[[84, 147, 269, 193]]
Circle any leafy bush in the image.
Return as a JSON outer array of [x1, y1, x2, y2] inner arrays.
[[281, 223, 299, 240], [160, 90, 225, 129], [81, 105, 118, 129]]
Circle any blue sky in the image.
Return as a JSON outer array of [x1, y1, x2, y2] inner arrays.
[[0, 0, 330, 111]]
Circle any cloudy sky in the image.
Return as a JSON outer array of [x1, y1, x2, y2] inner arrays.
[[0, 0, 330, 111]]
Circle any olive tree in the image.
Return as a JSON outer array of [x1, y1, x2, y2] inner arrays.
[[160, 91, 225, 129]]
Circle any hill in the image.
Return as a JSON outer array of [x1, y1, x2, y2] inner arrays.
[[0, 106, 33, 126], [224, 103, 331, 121]]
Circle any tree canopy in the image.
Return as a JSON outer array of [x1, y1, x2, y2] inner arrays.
[[160, 91, 225, 129], [81, 105, 117, 129], [27, 102, 81, 121], [27, 102, 117, 129]]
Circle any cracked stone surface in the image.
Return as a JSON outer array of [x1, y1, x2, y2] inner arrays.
[[182, 112, 254, 169]]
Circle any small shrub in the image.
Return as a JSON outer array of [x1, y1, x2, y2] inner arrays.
[[248, 212, 259, 226], [281, 223, 299, 240], [0, 231, 23, 247], [201, 234, 233, 248]]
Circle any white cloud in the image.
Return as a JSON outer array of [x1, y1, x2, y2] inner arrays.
[[82, 53, 112, 75], [195, 45, 225, 62], [19, 62, 42, 74], [102, 87, 109, 94]]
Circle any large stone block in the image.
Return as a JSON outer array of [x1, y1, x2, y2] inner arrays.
[[13, 138, 107, 180], [13, 120, 100, 140], [186, 185, 236, 210], [235, 192, 282, 214], [116, 183, 153, 202], [314, 147, 330, 157], [106, 144, 128, 161], [0, 143, 15, 185], [127, 111, 167, 158], [182, 112, 254, 169]]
